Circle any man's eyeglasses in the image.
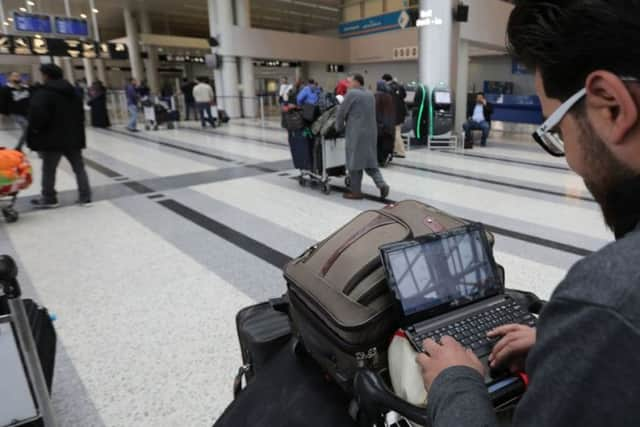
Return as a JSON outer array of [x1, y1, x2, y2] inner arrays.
[[533, 77, 639, 157]]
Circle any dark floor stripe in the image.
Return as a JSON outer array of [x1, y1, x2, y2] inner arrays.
[[105, 128, 236, 163], [83, 158, 122, 178], [157, 199, 292, 269], [147, 194, 165, 200], [394, 162, 595, 203]]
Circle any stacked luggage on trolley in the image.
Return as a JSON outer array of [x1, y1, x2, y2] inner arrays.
[[282, 93, 349, 195], [215, 200, 546, 427], [142, 97, 180, 131]]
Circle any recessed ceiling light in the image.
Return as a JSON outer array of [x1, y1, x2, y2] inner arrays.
[[19, 7, 27, 12], [92, 8, 99, 13], [27, 1, 36, 6], [2, 22, 8, 26], [35, 34, 41, 38], [7, 17, 13, 22], [80, 13, 87, 19]]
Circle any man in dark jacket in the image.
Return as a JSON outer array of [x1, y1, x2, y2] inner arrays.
[[28, 64, 91, 208], [0, 72, 31, 149], [463, 92, 493, 147], [180, 78, 198, 121], [416, 2, 640, 427], [382, 74, 407, 158]]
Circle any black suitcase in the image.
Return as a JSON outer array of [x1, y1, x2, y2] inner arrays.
[[218, 109, 230, 124], [377, 132, 395, 166], [288, 129, 313, 170], [0, 297, 57, 392], [233, 300, 291, 396]]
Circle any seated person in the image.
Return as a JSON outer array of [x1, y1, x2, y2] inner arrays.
[[463, 93, 493, 146], [416, 1, 640, 426]]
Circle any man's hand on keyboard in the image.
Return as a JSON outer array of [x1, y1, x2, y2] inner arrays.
[[487, 324, 536, 373], [416, 336, 485, 393]]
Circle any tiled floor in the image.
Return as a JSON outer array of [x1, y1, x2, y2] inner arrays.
[[0, 118, 612, 426]]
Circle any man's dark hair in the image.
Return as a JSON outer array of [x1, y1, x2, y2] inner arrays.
[[307, 79, 315, 85], [382, 73, 393, 82], [351, 73, 365, 86], [40, 64, 63, 80], [477, 92, 484, 97], [129, 77, 137, 83], [507, 1, 639, 102]]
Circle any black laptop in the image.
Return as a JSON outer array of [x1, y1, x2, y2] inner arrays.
[[380, 223, 536, 380]]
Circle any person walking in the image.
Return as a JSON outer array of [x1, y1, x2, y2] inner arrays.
[[335, 73, 390, 200], [87, 80, 110, 128], [463, 92, 493, 147], [125, 78, 140, 132], [27, 64, 91, 208], [193, 78, 217, 128], [181, 78, 198, 121], [382, 73, 408, 158], [278, 76, 292, 105], [375, 80, 396, 166], [0, 72, 30, 150]]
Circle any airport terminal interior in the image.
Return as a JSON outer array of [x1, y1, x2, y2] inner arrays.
[[0, 1, 616, 426]]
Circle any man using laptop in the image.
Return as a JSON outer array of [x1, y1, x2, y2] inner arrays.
[[416, 1, 640, 426]]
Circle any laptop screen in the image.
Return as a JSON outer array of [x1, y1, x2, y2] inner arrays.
[[382, 225, 501, 318]]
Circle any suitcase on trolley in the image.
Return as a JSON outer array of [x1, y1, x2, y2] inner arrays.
[[288, 129, 312, 170], [283, 200, 493, 392]]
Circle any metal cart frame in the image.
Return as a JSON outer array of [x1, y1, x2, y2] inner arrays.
[[298, 136, 350, 195]]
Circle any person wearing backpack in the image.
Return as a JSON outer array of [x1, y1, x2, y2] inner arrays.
[[382, 74, 408, 158]]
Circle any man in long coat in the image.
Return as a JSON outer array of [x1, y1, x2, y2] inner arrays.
[[335, 73, 390, 200]]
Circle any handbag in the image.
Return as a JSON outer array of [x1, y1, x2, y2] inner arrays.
[[302, 103, 318, 122], [285, 110, 305, 131]]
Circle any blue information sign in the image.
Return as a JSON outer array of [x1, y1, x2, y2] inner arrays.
[[339, 9, 415, 38], [14, 12, 52, 33], [54, 17, 89, 37]]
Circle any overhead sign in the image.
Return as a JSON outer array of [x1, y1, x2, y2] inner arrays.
[[339, 9, 417, 38], [253, 59, 301, 68], [512, 59, 530, 75], [159, 54, 206, 64], [326, 64, 344, 73], [13, 12, 52, 33], [54, 17, 90, 37]]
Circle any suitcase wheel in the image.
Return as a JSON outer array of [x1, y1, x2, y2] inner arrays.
[[321, 183, 331, 195], [2, 207, 18, 223], [298, 175, 307, 187]]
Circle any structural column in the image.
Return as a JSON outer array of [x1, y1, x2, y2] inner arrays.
[[207, 0, 225, 111], [82, 58, 95, 86], [235, 0, 257, 118], [140, 10, 160, 95], [418, 0, 454, 90], [215, 0, 241, 118], [454, 38, 469, 134], [89, 0, 108, 86], [123, 8, 144, 82]]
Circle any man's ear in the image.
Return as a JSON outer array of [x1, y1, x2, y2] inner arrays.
[[585, 71, 638, 145]]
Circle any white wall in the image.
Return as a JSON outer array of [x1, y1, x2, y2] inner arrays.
[[468, 55, 535, 95], [346, 61, 418, 89], [460, 0, 514, 49]]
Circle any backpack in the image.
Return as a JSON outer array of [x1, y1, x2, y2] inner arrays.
[[318, 92, 338, 113]]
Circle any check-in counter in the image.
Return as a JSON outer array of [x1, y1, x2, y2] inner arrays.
[[485, 94, 543, 125]]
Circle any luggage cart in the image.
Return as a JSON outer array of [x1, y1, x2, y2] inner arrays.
[[142, 99, 178, 131], [0, 255, 57, 427], [298, 136, 349, 195]]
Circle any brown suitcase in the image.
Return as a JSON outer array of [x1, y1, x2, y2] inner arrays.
[[284, 200, 494, 391]]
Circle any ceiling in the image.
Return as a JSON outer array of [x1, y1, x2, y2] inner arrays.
[[1, 0, 345, 41]]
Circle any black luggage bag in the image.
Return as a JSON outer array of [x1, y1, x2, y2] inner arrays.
[[288, 129, 312, 170], [233, 300, 291, 396]]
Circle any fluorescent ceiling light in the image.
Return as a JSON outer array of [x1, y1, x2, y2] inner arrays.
[[92, 8, 99, 13], [80, 13, 87, 19], [19, 7, 27, 12], [7, 17, 13, 22], [27, 1, 36, 6]]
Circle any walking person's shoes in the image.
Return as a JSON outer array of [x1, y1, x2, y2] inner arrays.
[[127, 127, 139, 133], [30, 198, 60, 209], [343, 192, 364, 200], [380, 185, 391, 200], [76, 199, 93, 207]]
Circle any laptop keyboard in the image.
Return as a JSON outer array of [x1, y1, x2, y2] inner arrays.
[[411, 299, 536, 356]]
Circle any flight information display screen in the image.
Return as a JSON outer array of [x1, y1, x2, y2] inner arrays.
[[14, 12, 52, 33], [383, 227, 500, 317], [54, 17, 89, 37]]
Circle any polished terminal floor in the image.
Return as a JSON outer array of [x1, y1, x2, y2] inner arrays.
[[0, 119, 609, 426]]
